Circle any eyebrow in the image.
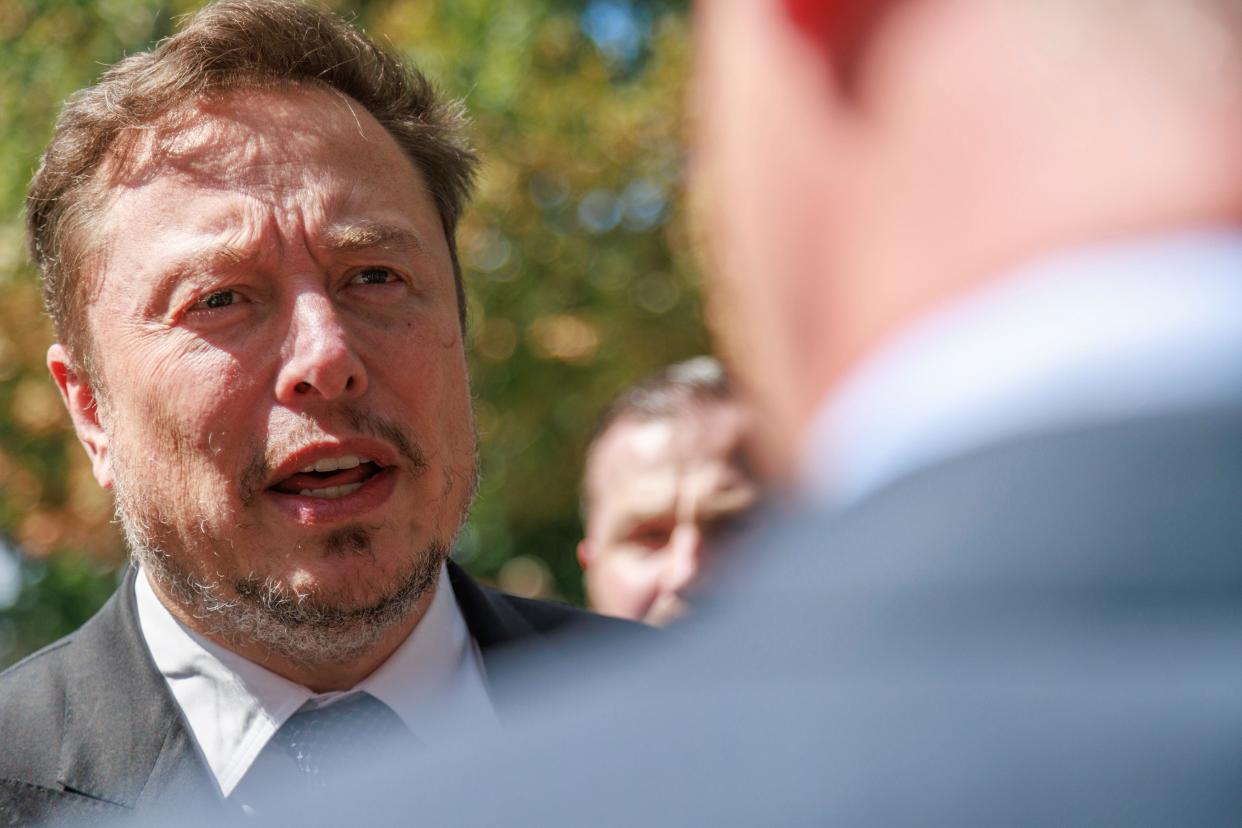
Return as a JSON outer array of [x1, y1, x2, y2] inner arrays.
[[321, 221, 427, 255], [142, 244, 248, 317], [699, 487, 761, 521], [160, 244, 249, 284]]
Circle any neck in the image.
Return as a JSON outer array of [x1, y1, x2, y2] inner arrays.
[[802, 231, 1242, 505]]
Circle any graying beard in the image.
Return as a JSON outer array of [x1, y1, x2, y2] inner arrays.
[[108, 411, 479, 669], [116, 491, 447, 667]]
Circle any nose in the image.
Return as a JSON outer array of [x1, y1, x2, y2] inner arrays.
[[274, 291, 368, 404], [662, 524, 705, 596]]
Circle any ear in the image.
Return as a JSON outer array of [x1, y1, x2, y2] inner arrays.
[[47, 343, 113, 489], [576, 539, 595, 571], [782, 0, 841, 42], [780, 0, 896, 96]]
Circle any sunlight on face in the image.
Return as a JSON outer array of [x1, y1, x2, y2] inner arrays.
[[85, 87, 477, 659], [582, 402, 758, 624]]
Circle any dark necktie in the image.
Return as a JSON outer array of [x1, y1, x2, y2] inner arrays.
[[268, 692, 417, 787]]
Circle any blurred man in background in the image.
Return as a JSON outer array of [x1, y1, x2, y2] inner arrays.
[[577, 357, 759, 625], [394, 0, 1242, 823]]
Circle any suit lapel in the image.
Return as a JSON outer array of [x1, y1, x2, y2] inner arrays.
[[56, 568, 217, 810], [446, 561, 541, 651], [446, 561, 560, 718], [50, 562, 574, 803]]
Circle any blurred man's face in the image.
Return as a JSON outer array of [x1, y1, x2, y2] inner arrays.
[[66, 86, 476, 663], [578, 402, 758, 625]]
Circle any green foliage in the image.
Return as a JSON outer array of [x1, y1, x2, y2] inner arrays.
[[0, 551, 121, 667], [0, 0, 700, 667]]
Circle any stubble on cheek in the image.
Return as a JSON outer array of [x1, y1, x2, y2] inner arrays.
[[238, 452, 270, 508], [109, 372, 263, 551], [429, 423, 479, 542]]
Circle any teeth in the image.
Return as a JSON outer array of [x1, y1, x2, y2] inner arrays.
[[297, 454, 366, 474], [297, 482, 365, 499]]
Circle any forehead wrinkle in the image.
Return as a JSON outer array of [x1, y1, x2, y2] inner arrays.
[[104, 110, 261, 194], [107, 89, 365, 197]]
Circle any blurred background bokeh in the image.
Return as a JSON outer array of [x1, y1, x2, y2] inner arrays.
[[0, 0, 703, 668]]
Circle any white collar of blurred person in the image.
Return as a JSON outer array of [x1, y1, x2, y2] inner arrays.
[[803, 230, 1242, 509], [134, 562, 498, 801]]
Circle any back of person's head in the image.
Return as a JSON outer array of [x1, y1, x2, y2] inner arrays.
[[577, 357, 759, 625], [693, 0, 1242, 478]]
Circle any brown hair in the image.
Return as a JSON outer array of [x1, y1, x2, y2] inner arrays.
[[26, 0, 477, 375]]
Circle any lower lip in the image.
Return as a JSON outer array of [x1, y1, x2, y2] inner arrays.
[[263, 467, 398, 525]]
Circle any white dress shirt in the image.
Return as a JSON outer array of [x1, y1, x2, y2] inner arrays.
[[135, 562, 499, 813], [802, 231, 1242, 508]]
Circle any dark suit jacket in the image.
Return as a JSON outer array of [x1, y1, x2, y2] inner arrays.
[[0, 561, 636, 825], [392, 406, 1242, 826]]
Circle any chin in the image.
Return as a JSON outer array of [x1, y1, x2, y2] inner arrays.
[[277, 528, 439, 607], [221, 536, 448, 664]]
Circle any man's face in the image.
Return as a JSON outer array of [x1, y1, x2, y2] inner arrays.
[[579, 402, 758, 625], [75, 86, 476, 654]]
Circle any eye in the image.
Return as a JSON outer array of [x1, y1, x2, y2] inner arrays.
[[628, 524, 673, 550], [350, 267, 398, 286], [192, 289, 240, 311]]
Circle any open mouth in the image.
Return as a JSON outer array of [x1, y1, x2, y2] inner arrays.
[[269, 454, 387, 500]]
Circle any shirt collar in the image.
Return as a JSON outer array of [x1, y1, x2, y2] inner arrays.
[[801, 231, 1242, 508], [135, 562, 497, 797]]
